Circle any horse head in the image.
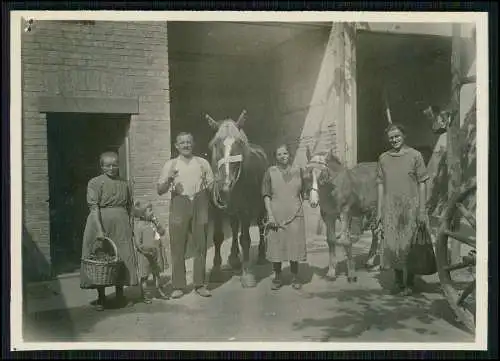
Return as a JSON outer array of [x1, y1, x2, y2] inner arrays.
[[423, 104, 456, 135], [206, 109, 249, 209], [304, 146, 345, 209]]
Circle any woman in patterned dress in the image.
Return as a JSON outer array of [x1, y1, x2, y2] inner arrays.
[[80, 151, 139, 311], [262, 144, 307, 290], [376, 123, 429, 296]]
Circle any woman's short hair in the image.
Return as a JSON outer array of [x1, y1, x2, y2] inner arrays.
[[273, 143, 290, 158], [384, 123, 406, 137]]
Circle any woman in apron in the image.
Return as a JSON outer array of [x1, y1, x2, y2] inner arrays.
[[262, 144, 307, 290], [80, 151, 139, 311], [376, 123, 429, 296]]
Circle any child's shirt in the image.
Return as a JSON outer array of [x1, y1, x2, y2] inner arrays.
[[134, 219, 163, 250]]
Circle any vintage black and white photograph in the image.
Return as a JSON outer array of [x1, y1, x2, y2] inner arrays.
[[10, 11, 488, 350]]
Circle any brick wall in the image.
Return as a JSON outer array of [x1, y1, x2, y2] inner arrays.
[[22, 20, 171, 269]]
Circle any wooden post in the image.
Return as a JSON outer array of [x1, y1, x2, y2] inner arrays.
[[448, 24, 463, 265]]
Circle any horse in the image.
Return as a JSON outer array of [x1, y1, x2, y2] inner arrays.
[[206, 110, 269, 288], [303, 147, 380, 282]]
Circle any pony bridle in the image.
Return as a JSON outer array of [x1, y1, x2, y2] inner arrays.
[[309, 156, 327, 193]]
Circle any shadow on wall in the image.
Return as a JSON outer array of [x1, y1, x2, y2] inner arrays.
[[22, 225, 53, 285], [22, 225, 76, 340]]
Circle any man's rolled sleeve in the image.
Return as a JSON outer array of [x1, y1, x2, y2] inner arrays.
[[158, 160, 173, 187]]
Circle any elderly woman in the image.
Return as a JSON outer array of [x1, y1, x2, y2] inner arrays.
[[376, 123, 429, 296], [80, 151, 139, 311], [262, 144, 307, 290]]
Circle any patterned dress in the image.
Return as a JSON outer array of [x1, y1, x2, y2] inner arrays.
[[80, 174, 139, 289], [134, 219, 165, 279], [262, 165, 307, 262], [376, 146, 429, 270]]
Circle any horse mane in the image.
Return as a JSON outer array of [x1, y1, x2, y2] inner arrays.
[[325, 151, 343, 167]]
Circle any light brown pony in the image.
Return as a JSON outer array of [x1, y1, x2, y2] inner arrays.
[[303, 147, 380, 282]]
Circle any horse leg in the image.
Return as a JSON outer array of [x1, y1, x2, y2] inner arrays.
[[212, 209, 224, 270], [256, 215, 267, 265], [341, 211, 357, 283], [239, 219, 256, 288], [365, 228, 379, 269], [324, 215, 338, 280], [346, 244, 358, 283], [228, 215, 241, 270]]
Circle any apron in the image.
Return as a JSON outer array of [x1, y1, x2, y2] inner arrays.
[[266, 166, 307, 262]]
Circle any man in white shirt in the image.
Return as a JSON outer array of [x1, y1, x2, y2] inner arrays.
[[157, 132, 214, 298]]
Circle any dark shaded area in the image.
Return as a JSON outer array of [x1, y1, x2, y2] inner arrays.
[[168, 22, 331, 159], [22, 225, 75, 340], [356, 30, 451, 164], [22, 225, 53, 284], [46, 113, 130, 275], [23, 295, 194, 342]]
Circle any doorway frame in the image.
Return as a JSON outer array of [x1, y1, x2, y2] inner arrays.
[[39, 95, 139, 276]]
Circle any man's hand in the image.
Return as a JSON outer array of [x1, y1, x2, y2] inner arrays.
[[167, 168, 179, 182]]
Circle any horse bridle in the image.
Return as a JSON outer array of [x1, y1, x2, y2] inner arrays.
[[211, 141, 244, 210], [307, 158, 328, 194]]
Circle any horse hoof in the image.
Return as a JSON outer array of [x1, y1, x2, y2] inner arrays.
[[325, 270, 337, 280], [347, 277, 358, 283], [241, 274, 256, 288]]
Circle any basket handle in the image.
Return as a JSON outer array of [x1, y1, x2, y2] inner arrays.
[[94, 236, 119, 262]]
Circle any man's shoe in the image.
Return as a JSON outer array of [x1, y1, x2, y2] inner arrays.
[[171, 289, 184, 299], [195, 286, 212, 297]]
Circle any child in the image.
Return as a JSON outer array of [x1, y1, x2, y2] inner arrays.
[[133, 201, 169, 303]]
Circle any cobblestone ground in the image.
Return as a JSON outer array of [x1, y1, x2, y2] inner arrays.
[[22, 227, 474, 344]]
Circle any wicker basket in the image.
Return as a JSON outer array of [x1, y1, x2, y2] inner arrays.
[[81, 236, 122, 287]]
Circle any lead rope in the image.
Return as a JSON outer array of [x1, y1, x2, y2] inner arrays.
[[263, 193, 304, 240]]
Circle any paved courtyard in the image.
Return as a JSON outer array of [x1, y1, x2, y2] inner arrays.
[[22, 223, 474, 344]]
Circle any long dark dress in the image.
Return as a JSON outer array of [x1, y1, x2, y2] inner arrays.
[[376, 146, 429, 270], [262, 165, 307, 262], [80, 174, 139, 289]]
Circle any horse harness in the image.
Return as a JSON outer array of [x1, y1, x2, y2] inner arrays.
[[211, 138, 245, 209]]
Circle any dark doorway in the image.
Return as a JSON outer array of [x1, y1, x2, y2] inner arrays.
[[46, 113, 130, 275], [356, 30, 452, 164]]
